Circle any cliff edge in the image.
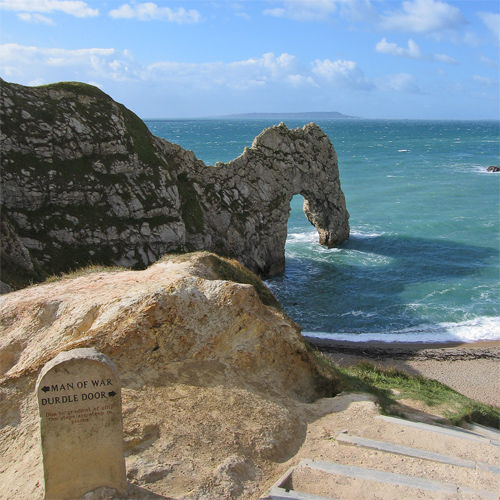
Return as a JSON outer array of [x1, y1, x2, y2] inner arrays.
[[0, 79, 349, 288]]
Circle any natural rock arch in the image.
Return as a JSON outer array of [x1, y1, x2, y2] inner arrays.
[[184, 122, 350, 275]]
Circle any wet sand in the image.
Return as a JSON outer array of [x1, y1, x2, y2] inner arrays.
[[309, 338, 500, 408]]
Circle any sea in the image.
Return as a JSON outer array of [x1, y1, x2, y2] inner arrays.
[[145, 119, 500, 344]]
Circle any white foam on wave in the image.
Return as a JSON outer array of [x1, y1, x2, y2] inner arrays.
[[287, 230, 317, 243], [445, 161, 495, 175], [350, 230, 384, 239], [303, 316, 500, 343], [288, 228, 385, 244], [286, 228, 391, 263]]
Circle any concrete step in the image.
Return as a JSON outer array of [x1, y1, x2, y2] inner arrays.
[[300, 459, 459, 494], [466, 422, 500, 442], [262, 413, 500, 499], [336, 431, 500, 474], [269, 485, 338, 500], [263, 459, 499, 500], [266, 466, 339, 500], [301, 459, 498, 499], [376, 415, 498, 445]]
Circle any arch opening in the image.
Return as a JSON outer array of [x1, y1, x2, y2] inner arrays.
[[285, 194, 318, 251]]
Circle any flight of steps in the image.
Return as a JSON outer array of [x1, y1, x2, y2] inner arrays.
[[262, 416, 500, 500]]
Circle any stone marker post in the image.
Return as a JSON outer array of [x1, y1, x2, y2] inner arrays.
[[36, 348, 127, 499]]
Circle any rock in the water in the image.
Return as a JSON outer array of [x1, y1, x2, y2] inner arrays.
[[486, 166, 500, 172], [0, 79, 349, 287]]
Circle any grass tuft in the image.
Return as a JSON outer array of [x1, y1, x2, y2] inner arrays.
[[157, 251, 282, 310], [205, 253, 282, 310], [42, 264, 125, 284], [314, 354, 500, 428]]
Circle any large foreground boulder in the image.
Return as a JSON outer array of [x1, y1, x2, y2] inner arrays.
[[0, 252, 340, 499]]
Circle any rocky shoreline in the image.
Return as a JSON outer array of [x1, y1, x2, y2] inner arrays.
[[310, 338, 500, 361]]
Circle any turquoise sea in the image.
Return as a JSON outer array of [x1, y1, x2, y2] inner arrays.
[[145, 119, 500, 344]]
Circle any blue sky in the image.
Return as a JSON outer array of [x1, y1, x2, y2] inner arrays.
[[0, 0, 499, 119]]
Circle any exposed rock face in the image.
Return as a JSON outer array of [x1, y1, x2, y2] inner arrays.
[[0, 79, 349, 287], [185, 123, 349, 275], [0, 253, 340, 499]]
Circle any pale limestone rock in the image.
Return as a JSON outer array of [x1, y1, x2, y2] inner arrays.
[[0, 253, 338, 499]]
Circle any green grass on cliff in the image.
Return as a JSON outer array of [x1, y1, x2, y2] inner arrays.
[[205, 253, 281, 310], [176, 172, 204, 233], [43, 264, 126, 283], [315, 352, 500, 428], [39, 81, 111, 99], [160, 252, 282, 310]]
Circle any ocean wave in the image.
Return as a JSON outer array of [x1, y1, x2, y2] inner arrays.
[[287, 229, 385, 244], [287, 231, 317, 243], [302, 316, 500, 343], [340, 310, 377, 318], [446, 162, 495, 175], [350, 230, 385, 239]]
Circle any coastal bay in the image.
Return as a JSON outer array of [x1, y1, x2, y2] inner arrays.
[[147, 118, 500, 345]]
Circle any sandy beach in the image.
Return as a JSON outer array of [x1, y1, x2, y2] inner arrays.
[[310, 338, 500, 408]]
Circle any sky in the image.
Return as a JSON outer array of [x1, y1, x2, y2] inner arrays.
[[0, 0, 499, 119]]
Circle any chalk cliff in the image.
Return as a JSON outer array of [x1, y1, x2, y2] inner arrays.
[[0, 253, 341, 499], [0, 79, 349, 288]]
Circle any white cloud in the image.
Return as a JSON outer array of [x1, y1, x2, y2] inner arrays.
[[375, 38, 458, 64], [28, 77, 46, 86], [87, 80, 104, 89], [463, 31, 482, 47], [0, 44, 139, 83], [148, 52, 302, 90], [1, 43, 431, 102], [263, 7, 287, 18], [478, 12, 500, 44], [286, 74, 317, 87], [235, 11, 251, 20], [473, 75, 499, 87], [262, 0, 466, 35], [376, 38, 422, 58], [109, 3, 201, 23], [263, 0, 377, 23], [479, 54, 499, 68], [1, 44, 310, 91], [380, 0, 465, 35], [263, 0, 338, 22], [230, 2, 251, 20], [377, 73, 421, 93], [312, 59, 374, 90], [0, 0, 98, 17], [432, 53, 457, 64], [17, 12, 55, 24]]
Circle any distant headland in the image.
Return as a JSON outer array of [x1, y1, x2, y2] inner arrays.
[[218, 111, 362, 120]]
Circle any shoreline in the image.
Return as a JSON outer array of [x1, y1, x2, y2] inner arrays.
[[308, 337, 500, 360], [309, 337, 500, 408]]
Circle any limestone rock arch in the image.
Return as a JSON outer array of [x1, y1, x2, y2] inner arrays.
[[187, 122, 350, 275]]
